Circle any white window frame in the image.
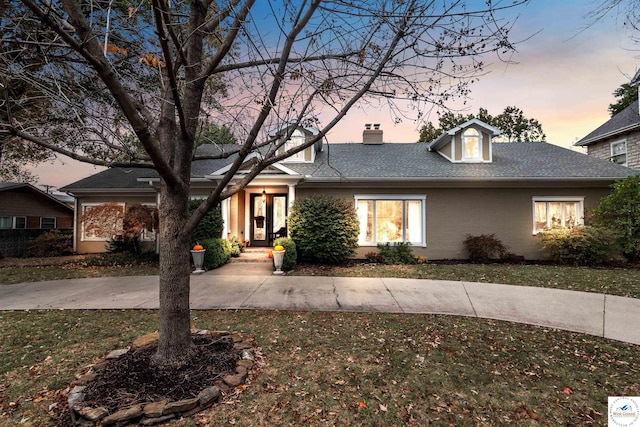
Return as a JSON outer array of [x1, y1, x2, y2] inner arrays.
[[610, 140, 627, 166], [462, 128, 482, 162], [40, 217, 56, 229], [282, 129, 309, 163], [0, 216, 27, 229], [81, 202, 125, 242], [354, 194, 426, 247], [139, 203, 158, 241], [532, 197, 584, 234]]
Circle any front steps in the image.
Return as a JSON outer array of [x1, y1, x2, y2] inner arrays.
[[230, 247, 272, 263]]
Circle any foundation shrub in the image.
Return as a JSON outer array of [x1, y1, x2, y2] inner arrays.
[[377, 242, 416, 265], [25, 230, 73, 257], [202, 238, 231, 269], [538, 226, 616, 266], [463, 234, 508, 263], [273, 237, 297, 270], [188, 199, 224, 245], [229, 236, 244, 257], [288, 195, 359, 264]]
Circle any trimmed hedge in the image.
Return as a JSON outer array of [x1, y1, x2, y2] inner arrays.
[[377, 242, 416, 265], [273, 237, 297, 270], [463, 233, 508, 263], [538, 226, 616, 266], [288, 195, 359, 264], [202, 238, 231, 269]]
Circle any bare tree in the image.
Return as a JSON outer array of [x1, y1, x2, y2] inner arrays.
[[1, 0, 527, 366]]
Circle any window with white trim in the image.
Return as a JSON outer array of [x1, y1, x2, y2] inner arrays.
[[283, 129, 306, 162], [355, 195, 426, 246], [532, 197, 584, 234], [81, 203, 124, 241], [41, 217, 56, 229], [610, 140, 627, 166], [0, 216, 27, 229], [462, 128, 481, 161]]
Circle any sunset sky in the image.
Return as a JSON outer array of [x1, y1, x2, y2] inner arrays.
[[32, 0, 639, 193]]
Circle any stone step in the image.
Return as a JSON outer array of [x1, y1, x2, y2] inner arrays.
[[230, 247, 272, 263]]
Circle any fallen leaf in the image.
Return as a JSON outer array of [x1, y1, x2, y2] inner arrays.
[[358, 401, 367, 408], [379, 404, 388, 412], [562, 386, 573, 395]]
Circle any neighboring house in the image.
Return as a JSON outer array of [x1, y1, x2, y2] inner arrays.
[[61, 120, 638, 259], [0, 182, 75, 257], [0, 183, 74, 230], [575, 70, 640, 169], [574, 101, 640, 169]]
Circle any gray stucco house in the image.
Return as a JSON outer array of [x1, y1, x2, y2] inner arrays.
[[62, 120, 637, 260]]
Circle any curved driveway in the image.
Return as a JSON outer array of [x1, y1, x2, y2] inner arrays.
[[1, 263, 639, 345]]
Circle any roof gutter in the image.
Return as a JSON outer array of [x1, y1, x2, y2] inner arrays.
[[574, 123, 640, 146]]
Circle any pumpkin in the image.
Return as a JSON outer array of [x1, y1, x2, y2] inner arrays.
[[274, 245, 284, 251], [193, 244, 204, 251], [268, 251, 273, 258]]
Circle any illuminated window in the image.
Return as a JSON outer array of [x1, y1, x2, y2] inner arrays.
[[532, 197, 584, 234], [81, 203, 124, 241], [462, 128, 481, 161], [355, 195, 425, 246], [283, 129, 306, 162]]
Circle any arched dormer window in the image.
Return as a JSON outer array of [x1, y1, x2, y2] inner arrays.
[[462, 128, 481, 161], [283, 129, 306, 162]]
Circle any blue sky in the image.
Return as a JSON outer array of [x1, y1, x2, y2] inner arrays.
[[34, 0, 639, 191]]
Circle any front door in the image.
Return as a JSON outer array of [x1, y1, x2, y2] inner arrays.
[[250, 193, 287, 247]]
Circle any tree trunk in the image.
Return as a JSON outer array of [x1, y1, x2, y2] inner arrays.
[[152, 180, 193, 366]]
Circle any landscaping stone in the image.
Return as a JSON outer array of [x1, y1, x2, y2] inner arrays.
[[67, 331, 258, 426], [101, 404, 144, 425]]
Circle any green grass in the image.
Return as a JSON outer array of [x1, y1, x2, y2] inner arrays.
[[1, 310, 638, 426], [0, 264, 159, 285], [290, 262, 640, 298]]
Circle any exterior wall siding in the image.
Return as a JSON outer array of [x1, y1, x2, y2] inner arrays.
[[586, 131, 640, 169], [0, 188, 73, 229], [74, 194, 156, 253], [295, 185, 612, 260]]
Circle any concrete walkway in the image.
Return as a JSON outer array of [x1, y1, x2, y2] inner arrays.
[[1, 262, 639, 345]]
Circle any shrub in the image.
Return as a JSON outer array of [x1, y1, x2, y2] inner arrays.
[[202, 238, 231, 269], [82, 251, 159, 267], [189, 199, 224, 245], [288, 195, 359, 264], [365, 251, 384, 263], [25, 230, 73, 257], [463, 234, 508, 263], [538, 226, 616, 266], [377, 242, 417, 265], [273, 237, 297, 270], [591, 175, 640, 262], [229, 236, 244, 257]]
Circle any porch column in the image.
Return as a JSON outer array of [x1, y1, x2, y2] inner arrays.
[[288, 184, 296, 207], [221, 197, 230, 238]]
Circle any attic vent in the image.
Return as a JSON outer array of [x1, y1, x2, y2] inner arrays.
[[363, 123, 383, 144]]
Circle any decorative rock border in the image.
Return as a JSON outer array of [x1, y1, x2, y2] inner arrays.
[[67, 330, 258, 426]]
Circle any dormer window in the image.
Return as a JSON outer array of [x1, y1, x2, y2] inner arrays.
[[284, 129, 305, 162], [462, 128, 481, 161]]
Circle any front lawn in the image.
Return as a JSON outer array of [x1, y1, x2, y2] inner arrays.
[[1, 310, 639, 426]]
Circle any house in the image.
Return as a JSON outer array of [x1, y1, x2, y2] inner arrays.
[[574, 70, 640, 169], [0, 182, 75, 257], [61, 120, 638, 259]]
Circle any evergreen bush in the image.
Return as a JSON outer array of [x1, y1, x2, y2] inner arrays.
[[463, 234, 508, 263], [273, 237, 297, 270], [538, 226, 616, 266], [202, 238, 231, 269], [189, 199, 224, 245], [25, 230, 73, 257], [288, 195, 359, 264], [377, 242, 417, 265]]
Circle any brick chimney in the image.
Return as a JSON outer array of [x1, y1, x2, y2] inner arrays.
[[363, 123, 383, 144]]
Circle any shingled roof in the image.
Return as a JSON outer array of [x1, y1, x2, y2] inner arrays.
[[61, 140, 637, 191], [574, 102, 640, 147]]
